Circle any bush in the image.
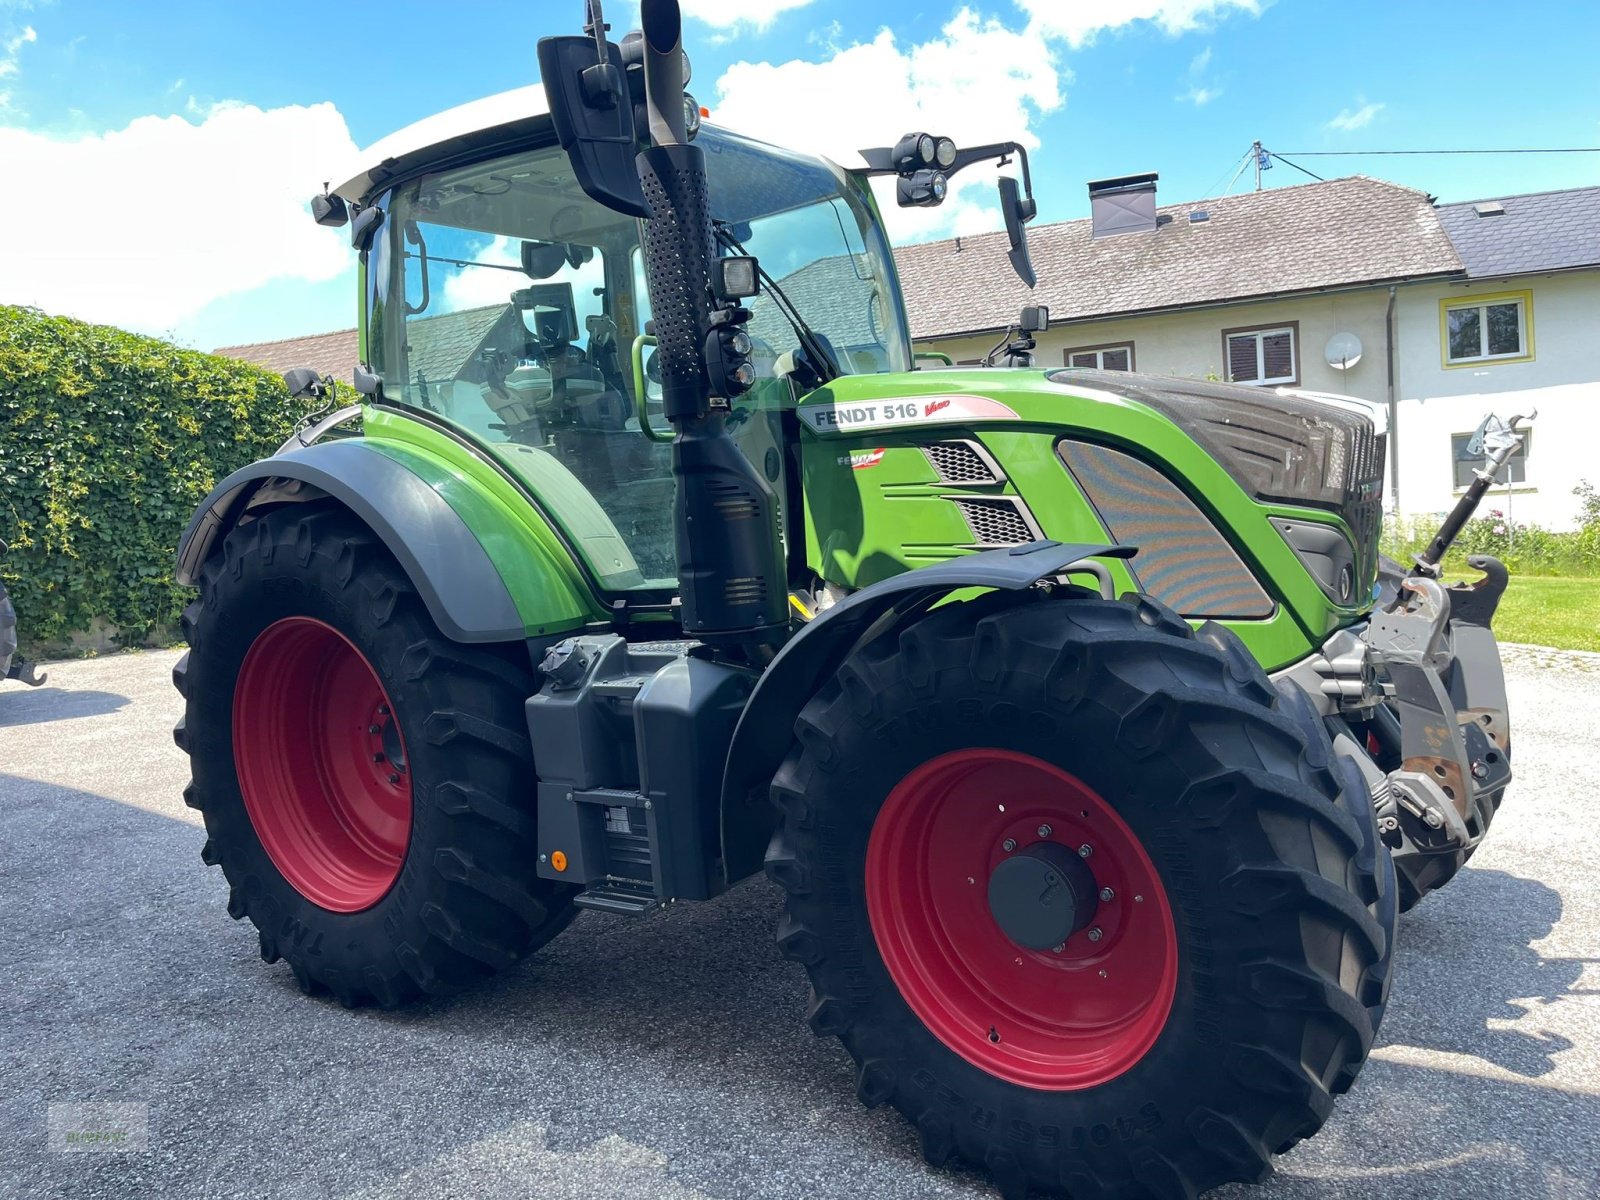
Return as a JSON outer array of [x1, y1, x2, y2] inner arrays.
[[1381, 484, 1600, 579], [0, 305, 326, 651]]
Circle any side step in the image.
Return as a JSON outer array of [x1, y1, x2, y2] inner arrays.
[[573, 881, 662, 917]]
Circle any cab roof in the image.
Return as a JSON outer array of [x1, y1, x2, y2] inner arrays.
[[332, 85, 553, 203]]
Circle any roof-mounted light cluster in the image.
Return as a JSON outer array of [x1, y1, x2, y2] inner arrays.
[[889, 132, 957, 209]]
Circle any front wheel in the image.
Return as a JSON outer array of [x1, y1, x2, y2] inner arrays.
[[766, 594, 1394, 1198], [174, 505, 576, 1006]]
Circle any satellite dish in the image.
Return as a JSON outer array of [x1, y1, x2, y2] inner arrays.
[[1325, 332, 1363, 370]]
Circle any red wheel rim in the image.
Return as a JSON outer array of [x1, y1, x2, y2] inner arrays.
[[866, 749, 1177, 1090], [232, 617, 412, 912]]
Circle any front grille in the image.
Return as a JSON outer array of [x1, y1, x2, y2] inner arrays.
[[923, 440, 1002, 485], [1060, 440, 1274, 619], [1047, 369, 1386, 602], [954, 498, 1039, 546]]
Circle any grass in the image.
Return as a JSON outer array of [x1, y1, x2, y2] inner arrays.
[[1486, 575, 1600, 652]]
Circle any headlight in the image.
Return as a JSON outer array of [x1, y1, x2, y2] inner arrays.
[[684, 93, 702, 139], [935, 137, 957, 168]]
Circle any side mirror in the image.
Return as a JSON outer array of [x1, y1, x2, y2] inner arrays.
[[311, 191, 348, 228], [1020, 304, 1049, 333], [350, 204, 384, 252], [283, 367, 330, 400], [999, 176, 1038, 289], [538, 30, 650, 219]]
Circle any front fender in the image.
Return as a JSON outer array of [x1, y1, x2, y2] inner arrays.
[[717, 540, 1130, 884], [176, 439, 592, 644]]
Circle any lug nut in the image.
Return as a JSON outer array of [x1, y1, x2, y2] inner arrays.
[[1099, 887, 1115, 902], [388, 774, 400, 785], [1087, 927, 1103, 942], [1037, 824, 1053, 838], [1051, 944, 1065, 954], [1078, 844, 1093, 858], [1002, 838, 1017, 852], [368, 725, 381, 735], [372, 753, 385, 764], [377, 704, 390, 716]]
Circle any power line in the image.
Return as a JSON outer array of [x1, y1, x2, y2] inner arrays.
[[1277, 147, 1600, 156], [1266, 151, 1324, 182], [1199, 147, 1252, 199]]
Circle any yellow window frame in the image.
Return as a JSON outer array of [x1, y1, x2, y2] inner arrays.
[[1439, 289, 1535, 369]]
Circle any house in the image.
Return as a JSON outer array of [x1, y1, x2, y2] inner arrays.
[[1393, 186, 1600, 527], [907, 174, 1600, 529]]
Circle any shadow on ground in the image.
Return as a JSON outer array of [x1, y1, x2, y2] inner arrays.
[[0, 686, 130, 728], [0, 771, 1594, 1200]]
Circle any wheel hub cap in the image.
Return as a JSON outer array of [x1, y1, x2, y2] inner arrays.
[[987, 841, 1100, 951]]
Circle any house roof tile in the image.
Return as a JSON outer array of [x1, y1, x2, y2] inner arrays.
[[893, 175, 1464, 341], [1435, 185, 1600, 278], [214, 327, 359, 382]]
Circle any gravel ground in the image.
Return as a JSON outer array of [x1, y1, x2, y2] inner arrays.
[[1, 644, 1596, 1199]]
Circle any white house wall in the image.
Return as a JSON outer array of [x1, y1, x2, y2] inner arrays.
[[1395, 271, 1600, 530]]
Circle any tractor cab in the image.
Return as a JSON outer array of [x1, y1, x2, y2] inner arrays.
[[348, 108, 910, 594]]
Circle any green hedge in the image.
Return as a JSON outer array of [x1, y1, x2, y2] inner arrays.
[[1381, 481, 1600, 579], [0, 305, 326, 651]]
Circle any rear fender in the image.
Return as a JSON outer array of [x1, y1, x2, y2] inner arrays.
[[717, 540, 1129, 884], [175, 439, 595, 644]]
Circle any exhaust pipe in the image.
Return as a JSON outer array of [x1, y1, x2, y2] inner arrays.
[[637, 0, 787, 647]]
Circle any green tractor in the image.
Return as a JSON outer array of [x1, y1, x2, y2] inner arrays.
[[173, 3, 1524, 1195]]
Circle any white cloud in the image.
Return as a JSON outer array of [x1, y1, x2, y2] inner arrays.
[[0, 22, 35, 83], [1015, 0, 1263, 47], [1326, 100, 1384, 132], [0, 101, 359, 335], [709, 9, 1061, 242], [1178, 43, 1220, 104]]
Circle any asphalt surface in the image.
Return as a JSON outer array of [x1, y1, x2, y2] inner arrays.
[[1, 644, 1597, 1199]]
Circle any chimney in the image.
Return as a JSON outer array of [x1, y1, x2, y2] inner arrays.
[[1088, 173, 1159, 238]]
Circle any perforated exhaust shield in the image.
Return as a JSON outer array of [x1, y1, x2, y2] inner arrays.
[[638, 143, 714, 421]]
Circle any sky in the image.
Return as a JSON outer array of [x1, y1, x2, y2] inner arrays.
[[1, 0, 1596, 355]]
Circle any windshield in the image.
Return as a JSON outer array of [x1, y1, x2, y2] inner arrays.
[[366, 126, 908, 592], [701, 130, 910, 376]]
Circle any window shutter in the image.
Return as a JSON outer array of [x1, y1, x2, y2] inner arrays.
[[1069, 352, 1098, 368], [1262, 331, 1294, 380], [1227, 334, 1258, 382], [1103, 347, 1131, 371]]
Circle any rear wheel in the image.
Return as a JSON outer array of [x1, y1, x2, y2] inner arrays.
[[174, 505, 576, 1006], [766, 594, 1395, 1198]]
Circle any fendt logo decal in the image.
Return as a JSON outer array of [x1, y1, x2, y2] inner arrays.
[[799, 394, 1020, 435], [838, 448, 887, 470]]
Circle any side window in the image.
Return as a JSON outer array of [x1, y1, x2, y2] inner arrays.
[[1065, 343, 1134, 371], [1222, 324, 1298, 386], [1443, 292, 1532, 366], [391, 227, 617, 442]]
